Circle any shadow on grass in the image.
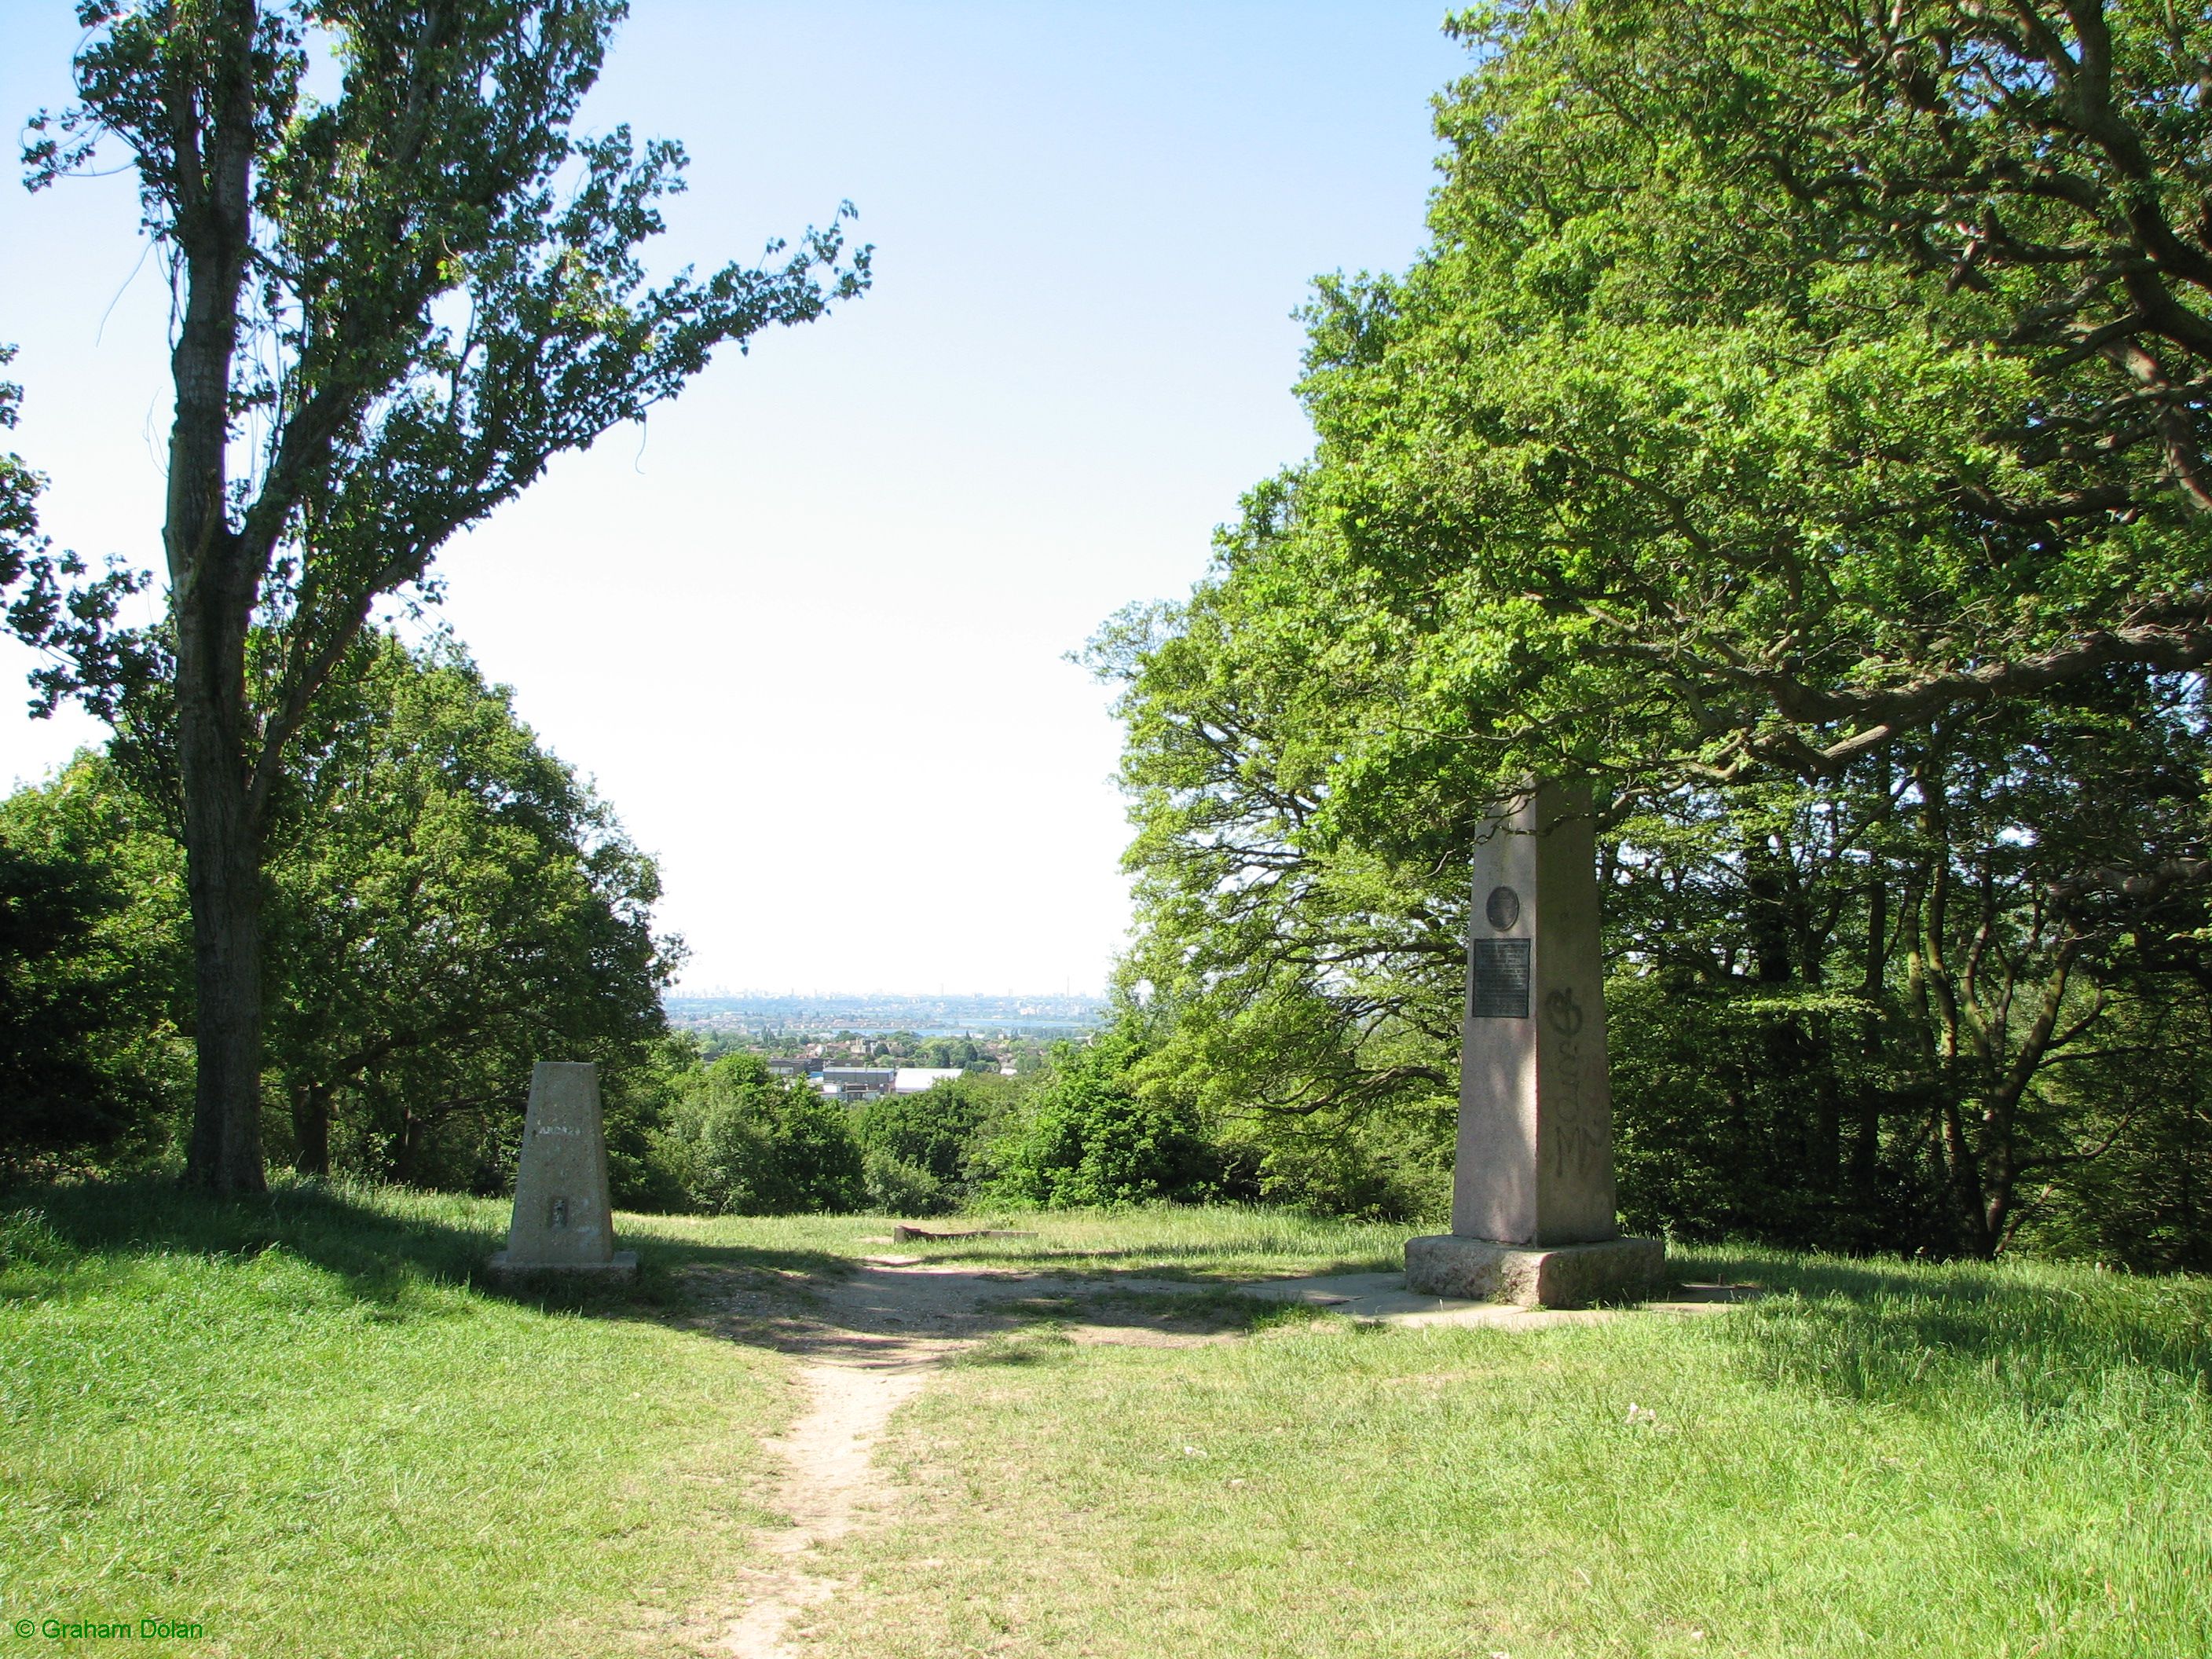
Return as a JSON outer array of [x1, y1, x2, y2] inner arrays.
[[27, 1185, 2197, 1417], [0, 1181, 1365, 1368], [0, 1177, 851, 1323], [1678, 1246, 2212, 1413]]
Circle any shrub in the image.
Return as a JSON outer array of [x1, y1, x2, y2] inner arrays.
[[0, 781, 191, 1180], [851, 1076, 1016, 1203], [1229, 1116, 1442, 1222], [661, 1055, 862, 1214], [993, 1042, 1218, 1208], [861, 1148, 952, 1217]]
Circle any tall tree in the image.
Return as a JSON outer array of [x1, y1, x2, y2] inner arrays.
[[1094, 0, 2212, 1254], [1247, 0, 2212, 848], [15, 2, 868, 1192]]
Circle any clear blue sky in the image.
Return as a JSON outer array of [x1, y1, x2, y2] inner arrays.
[[0, 2, 1470, 994]]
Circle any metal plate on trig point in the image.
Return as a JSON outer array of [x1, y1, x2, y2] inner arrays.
[[1469, 938, 1531, 1019]]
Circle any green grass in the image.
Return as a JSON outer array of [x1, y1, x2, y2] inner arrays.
[[641, 1201, 1415, 1280], [815, 1243, 2212, 1659], [5, 1192, 2207, 1657], [0, 1181, 808, 1659]]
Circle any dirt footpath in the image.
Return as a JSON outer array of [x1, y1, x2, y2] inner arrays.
[[669, 1256, 1751, 1657], [673, 1257, 1248, 1658]]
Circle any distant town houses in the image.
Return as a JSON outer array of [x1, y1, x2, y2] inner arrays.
[[818, 1066, 896, 1101], [665, 992, 1106, 1041]]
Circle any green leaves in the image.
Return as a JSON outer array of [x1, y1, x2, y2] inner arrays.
[[0, 348, 39, 590], [13, 3, 871, 1188], [1278, 0, 2212, 798], [15, 0, 872, 828], [992, 1038, 1221, 1210], [0, 772, 190, 1177], [659, 1054, 863, 1216], [1098, 1, 2212, 1252], [254, 631, 678, 1185]]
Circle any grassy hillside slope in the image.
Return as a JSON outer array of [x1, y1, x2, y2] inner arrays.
[[2, 1193, 2205, 1657], [822, 1243, 2212, 1659], [0, 1184, 802, 1658]]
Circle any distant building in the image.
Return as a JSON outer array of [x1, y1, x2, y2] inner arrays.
[[892, 1068, 966, 1094], [819, 1067, 895, 1101], [815, 1065, 968, 1103], [766, 1057, 819, 1079]]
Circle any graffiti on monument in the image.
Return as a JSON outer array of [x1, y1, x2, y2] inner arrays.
[[1546, 985, 1602, 1179]]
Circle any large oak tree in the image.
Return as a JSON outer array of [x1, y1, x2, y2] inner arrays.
[[1265, 0, 2212, 841], [1096, 0, 2212, 1253], [13, 2, 867, 1192]]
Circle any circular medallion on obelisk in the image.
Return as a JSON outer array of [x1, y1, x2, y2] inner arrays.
[[1485, 884, 1522, 932]]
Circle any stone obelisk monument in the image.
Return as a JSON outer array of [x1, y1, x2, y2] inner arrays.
[[489, 1061, 638, 1283], [1405, 779, 1663, 1307]]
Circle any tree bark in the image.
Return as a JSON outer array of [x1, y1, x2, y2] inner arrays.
[[167, 5, 267, 1196], [1851, 863, 1889, 1220], [177, 668, 267, 1195], [290, 1079, 332, 1178]]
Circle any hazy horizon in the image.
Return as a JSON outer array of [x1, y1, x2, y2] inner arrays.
[[665, 989, 1107, 1002]]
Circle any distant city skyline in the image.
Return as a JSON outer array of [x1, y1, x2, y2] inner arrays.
[[665, 989, 1107, 1038], [670, 987, 1108, 1001], [0, 2, 1471, 994]]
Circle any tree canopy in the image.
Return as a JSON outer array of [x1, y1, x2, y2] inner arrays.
[[657, 1053, 865, 1216], [1118, 0, 2212, 860], [0, 768, 189, 1179], [1096, 0, 2212, 1259], [0, 631, 679, 1192], [260, 631, 677, 1188]]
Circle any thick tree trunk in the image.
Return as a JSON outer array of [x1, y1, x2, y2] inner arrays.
[[171, 393, 269, 1196], [1813, 1060, 1842, 1199], [1852, 867, 1889, 1220], [164, 20, 264, 1196], [178, 686, 267, 1194]]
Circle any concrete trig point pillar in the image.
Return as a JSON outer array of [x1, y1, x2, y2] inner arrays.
[[1405, 779, 1664, 1308], [488, 1061, 638, 1283]]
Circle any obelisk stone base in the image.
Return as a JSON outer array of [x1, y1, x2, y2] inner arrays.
[[486, 1248, 638, 1285], [1405, 1233, 1664, 1309]]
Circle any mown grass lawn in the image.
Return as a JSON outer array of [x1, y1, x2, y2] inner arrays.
[[650, 1201, 1415, 1280], [817, 1243, 2212, 1659], [3, 1191, 2207, 1658], [0, 1181, 820, 1659]]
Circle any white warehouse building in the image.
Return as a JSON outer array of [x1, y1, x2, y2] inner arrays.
[[816, 1066, 967, 1103]]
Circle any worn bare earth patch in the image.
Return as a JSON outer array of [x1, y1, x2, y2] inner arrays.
[[663, 1258, 1741, 1655]]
